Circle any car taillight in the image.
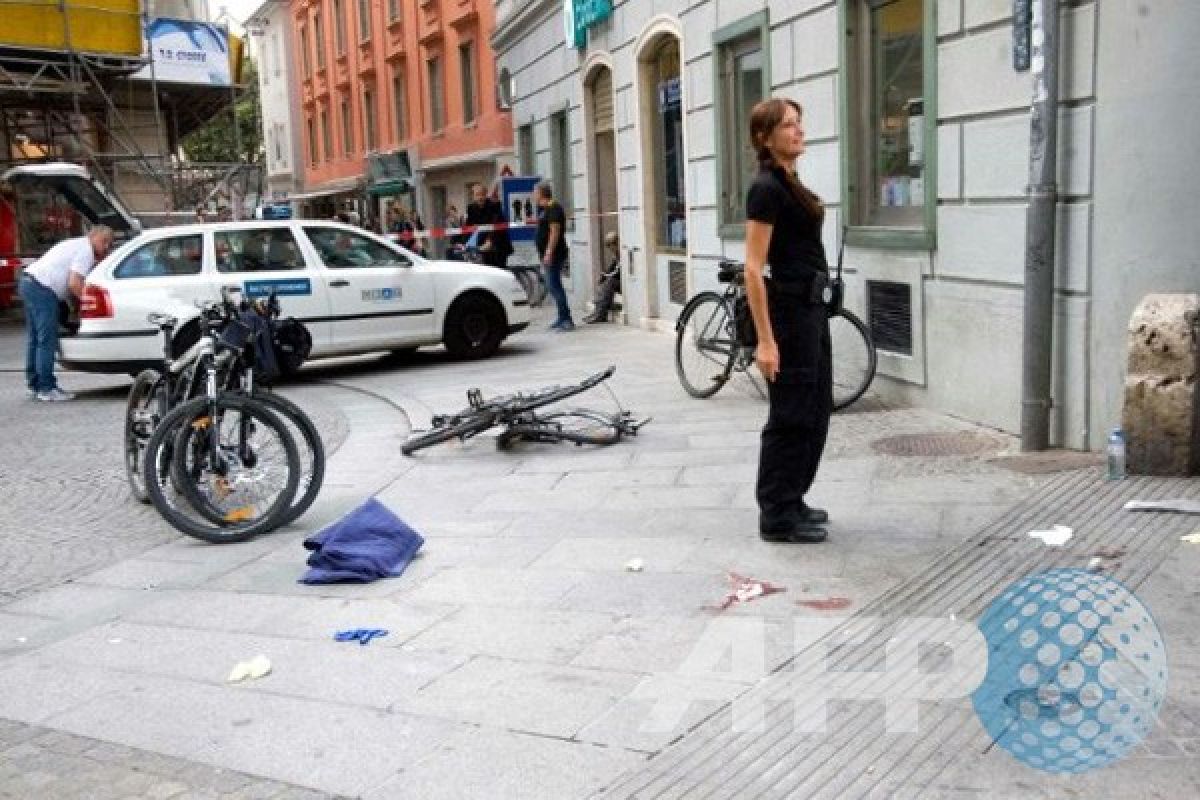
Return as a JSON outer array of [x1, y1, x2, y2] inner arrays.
[[80, 284, 114, 318]]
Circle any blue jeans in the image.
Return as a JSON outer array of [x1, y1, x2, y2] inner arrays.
[[544, 260, 572, 325], [19, 275, 61, 392]]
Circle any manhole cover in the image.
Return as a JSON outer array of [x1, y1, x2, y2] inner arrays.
[[871, 431, 1009, 457]]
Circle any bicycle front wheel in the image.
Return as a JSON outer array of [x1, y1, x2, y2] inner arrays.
[[829, 308, 877, 412], [675, 292, 737, 398], [145, 395, 300, 543]]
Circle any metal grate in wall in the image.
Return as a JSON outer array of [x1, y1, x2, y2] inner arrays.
[[668, 260, 688, 305], [867, 280, 913, 356]]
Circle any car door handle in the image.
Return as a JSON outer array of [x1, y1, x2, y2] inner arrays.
[[329, 279, 350, 288]]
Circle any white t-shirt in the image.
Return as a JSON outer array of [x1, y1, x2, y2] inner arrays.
[[26, 237, 97, 300]]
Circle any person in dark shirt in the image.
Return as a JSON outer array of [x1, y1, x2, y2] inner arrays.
[[744, 97, 833, 544], [535, 181, 573, 331], [466, 183, 513, 269]]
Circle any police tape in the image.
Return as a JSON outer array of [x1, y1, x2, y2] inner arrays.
[[385, 211, 623, 243]]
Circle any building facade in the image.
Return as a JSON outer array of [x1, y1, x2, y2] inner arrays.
[[249, 0, 305, 206], [492, 0, 1200, 451], [288, 0, 514, 229]]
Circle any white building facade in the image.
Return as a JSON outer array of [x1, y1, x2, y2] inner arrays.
[[492, 0, 1200, 451], [248, 0, 305, 204]]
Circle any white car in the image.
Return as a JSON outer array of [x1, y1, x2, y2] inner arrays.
[[60, 220, 532, 374]]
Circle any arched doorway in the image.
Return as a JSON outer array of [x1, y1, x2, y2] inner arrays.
[[636, 28, 687, 323], [584, 63, 618, 312]]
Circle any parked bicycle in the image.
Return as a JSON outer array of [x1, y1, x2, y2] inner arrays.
[[674, 239, 876, 411], [449, 232, 547, 308], [401, 365, 648, 455], [126, 290, 324, 542]]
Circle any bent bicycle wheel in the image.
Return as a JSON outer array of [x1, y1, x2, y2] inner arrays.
[[145, 395, 300, 543], [497, 410, 622, 449], [675, 292, 737, 398], [829, 308, 877, 412]]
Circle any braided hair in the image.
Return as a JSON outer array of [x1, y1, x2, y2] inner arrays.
[[749, 97, 824, 222]]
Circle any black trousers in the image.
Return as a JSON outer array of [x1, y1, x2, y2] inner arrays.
[[755, 293, 833, 524]]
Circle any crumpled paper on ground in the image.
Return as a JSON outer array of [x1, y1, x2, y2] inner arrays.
[[227, 654, 272, 683], [1028, 525, 1073, 546]]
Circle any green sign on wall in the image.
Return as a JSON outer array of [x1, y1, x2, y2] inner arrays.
[[564, 0, 613, 49]]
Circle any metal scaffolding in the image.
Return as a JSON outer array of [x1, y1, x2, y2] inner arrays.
[[0, 0, 260, 220]]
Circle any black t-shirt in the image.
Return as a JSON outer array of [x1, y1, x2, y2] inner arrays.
[[745, 168, 827, 281], [536, 201, 568, 264]]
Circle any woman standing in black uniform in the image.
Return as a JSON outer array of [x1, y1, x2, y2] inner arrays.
[[744, 97, 833, 544]]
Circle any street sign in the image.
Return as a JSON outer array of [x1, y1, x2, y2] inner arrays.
[[564, 0, 612, 49]]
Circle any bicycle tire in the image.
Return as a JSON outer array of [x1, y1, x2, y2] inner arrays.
[[830, 307, 877, 412], [124, 369, 166, 504], [401, 415, 493, 455], [675, 292, 737, 399], [497, 409, 622, 449], [251, 392, 326, 527], [144, 395, 300, 543]]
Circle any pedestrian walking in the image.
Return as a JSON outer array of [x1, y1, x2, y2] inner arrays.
[[535, 181, 572, 331], [743, 97, 832, 543], [582, 231, 621, 323], [465, 183, 513, 270], [19, 226, 115, 401]]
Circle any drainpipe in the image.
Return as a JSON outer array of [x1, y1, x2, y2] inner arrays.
[[1020, 0, 1061, 451]]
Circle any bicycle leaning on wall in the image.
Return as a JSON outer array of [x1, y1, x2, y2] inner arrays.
[[674, 235, 876, 411]]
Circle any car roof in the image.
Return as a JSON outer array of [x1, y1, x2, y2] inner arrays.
[[135, 220, 359, 238]]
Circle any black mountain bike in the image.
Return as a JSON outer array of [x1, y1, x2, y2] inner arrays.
[[401, 366, 648, 455], [674, 238, 876, 411]]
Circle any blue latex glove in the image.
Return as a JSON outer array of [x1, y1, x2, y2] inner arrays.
[[334, 628, 390, 646]]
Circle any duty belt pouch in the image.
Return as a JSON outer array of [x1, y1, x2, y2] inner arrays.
[[767, 272, 831, 306]]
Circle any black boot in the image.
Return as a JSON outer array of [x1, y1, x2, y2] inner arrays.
[[759, 514, 828, 544]]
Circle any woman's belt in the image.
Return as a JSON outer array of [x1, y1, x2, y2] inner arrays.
[[766, 271, 831, 305]]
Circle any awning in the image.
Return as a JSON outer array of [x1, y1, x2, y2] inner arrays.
[[290, 182, 360, 201], [367, 179, 413, 197]]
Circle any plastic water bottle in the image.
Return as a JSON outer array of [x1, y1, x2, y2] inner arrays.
[[1106, 428, 1127, 481]]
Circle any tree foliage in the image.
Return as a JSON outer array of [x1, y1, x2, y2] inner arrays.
[[181, 60, 262, 164]]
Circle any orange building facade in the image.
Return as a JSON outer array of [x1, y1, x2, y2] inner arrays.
[[290, 0, 513, 232]]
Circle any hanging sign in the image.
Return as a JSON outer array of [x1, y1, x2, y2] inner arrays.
[[564, 0, 613, 49]]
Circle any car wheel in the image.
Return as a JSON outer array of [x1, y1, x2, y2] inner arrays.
[[443, 293, 505, 360]]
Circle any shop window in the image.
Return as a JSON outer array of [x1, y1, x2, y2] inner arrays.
[[550, 111, 571, 223], [650, 38, 686, 250], [518, 124, 535, 175], [428, 56, 445, 132], [846, 0, 934, 237], [460, 42, 477, 125], [333, 0, 346, 56], [392, 65, 408, 141], [714, 12, 768, 235]]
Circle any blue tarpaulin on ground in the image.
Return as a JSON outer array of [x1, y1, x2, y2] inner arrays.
[[299, 498, 424, 584]]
